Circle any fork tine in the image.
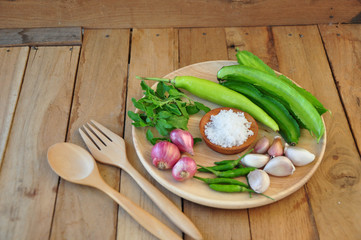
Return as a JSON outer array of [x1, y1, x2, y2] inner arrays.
[[82, 124, 106, 149], [91, 119, 121, 141], [79, 127, 101, 153], [86, 122, 112, 145]]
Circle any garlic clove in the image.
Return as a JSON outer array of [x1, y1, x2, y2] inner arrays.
[[241, 153, 270, 168], [263, 156, 295, 177], [284, 143, 315, 166], [267, 136, 283, 157], [247, 169, 270, 193], [254, 136, 270, 154]]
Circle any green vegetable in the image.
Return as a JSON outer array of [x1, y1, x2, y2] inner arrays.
[[217, 65, 325, 142], [197, 164, 256, 178], [136, 76, 279, 132], [209, 184, 253, 193], [235, 49, 328, 115], [193, 176, 249, 188], [208, 183, 274, 200], [221, 81, 300, 144], [277, 75, 328, 115], [236, 49, 276, 76], [128, 81, 210, 143], [197, 148, 253, 172]]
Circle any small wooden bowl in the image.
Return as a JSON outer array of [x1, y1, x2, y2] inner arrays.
[[199, 107, 258, 155]]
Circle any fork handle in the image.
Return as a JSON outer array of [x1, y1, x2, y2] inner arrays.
[[122, 161, 203, 240], [95, 177, 182, 240]]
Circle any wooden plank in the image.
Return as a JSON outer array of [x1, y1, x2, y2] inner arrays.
[[50, 29, 130, 240], [0, 47, 28, 166], [0, 27, 82, 47], [179, 28, 228, 67], [120, 28, 181, 239], [178, 27, 251, 240], [0, 46, 80, 240], [224, 26, 318, 240], [272, 25, 361, 239], [0, 1, 360, 29], [319, 24, 361, 153]]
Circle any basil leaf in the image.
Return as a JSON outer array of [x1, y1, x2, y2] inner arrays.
[[186, 105, 200, 115], [195, 102, 211, 113], [193, 137, 202, 145], [158, 111, 173, 119], [167, 115, 188, 130], [146, 129, 156, 145], [165, 103, 181, 115], [176, 100, 188, 118], [169, 88, 184, 98], [156, 119, 172, 136], [141, 80, 155, 95], [156, 82, 166, 99]]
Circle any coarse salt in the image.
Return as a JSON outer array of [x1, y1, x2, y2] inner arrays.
[[204, 109, 254, 148]]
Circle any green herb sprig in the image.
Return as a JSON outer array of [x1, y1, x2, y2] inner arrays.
[[128, 80, 210, 144]]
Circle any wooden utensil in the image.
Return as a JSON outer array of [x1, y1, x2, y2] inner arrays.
[[78, 120, 203, 240], [47, 142, 182, 240], [199, 107, 258, 154]]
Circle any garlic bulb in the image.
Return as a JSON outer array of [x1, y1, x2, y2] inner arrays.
[[241, 153, 270, 168], [263, 156, 295, 177], [247, 169, 270, 193], [267, 136, 283, 157], [284, 143, 315, 166], [254, 136, 270, 154]]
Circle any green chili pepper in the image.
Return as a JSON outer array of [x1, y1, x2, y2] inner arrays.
[[136, 76, 279, 132], [209, 183, 274, 200], [213, 159, 234, 165], [193, 176, 249, 188], [217, 65, 325, 142], [198, 148, 253, 173], [198, 164, 256, 178], [209, 184, 252, 193]]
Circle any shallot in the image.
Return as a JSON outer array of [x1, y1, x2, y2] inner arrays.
[[170, 129, 194, 155], [172, 156, 197, 181], [151, 141, 180, 170]]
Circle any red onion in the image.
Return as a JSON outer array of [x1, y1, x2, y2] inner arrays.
[[170, 129, 194, 155], [172, 156, 197, 181], [151, 141, 180, 170]]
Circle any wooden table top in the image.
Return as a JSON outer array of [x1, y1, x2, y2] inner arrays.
[[0, 24, 360, 240]]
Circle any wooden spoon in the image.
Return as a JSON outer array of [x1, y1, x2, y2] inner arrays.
[[47, 142, 181, 240]]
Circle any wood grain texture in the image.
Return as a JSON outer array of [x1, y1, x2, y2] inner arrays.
[[119, 28, 181, 240], [50, 29, 129, 240], [272, 25, 361, 239], [178, 28, 251, 240], [0, 46, 79, 240], [224, 26, 319, 240], [0, 0, 360, 29], [0, 27, 82, 47], [319, 24, 361, 153], [0, 47, 28, 166]]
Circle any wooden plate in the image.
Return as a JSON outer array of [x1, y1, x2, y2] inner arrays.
[[132, 60, 326, 209]]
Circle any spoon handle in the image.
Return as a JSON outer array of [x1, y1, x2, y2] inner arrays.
[[96, 178, 182, 240], [122, 161, 203, 240]]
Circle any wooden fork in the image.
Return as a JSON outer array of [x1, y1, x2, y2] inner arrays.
[[79, 120, 203, 240]]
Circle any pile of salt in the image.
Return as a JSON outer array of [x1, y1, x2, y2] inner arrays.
[[204, 109, 254, 148]]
